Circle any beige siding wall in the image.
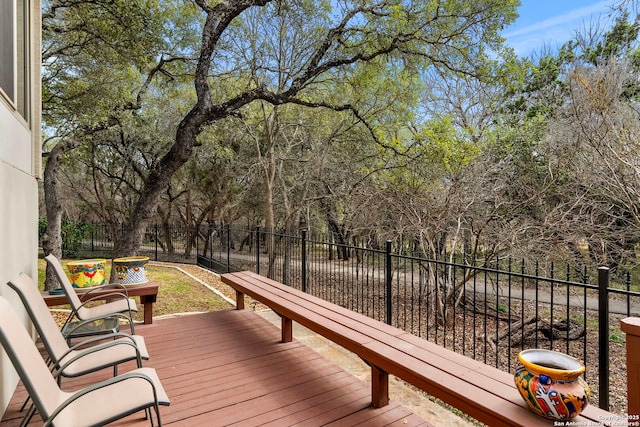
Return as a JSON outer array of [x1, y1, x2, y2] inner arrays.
[[0, 155, 39, 414], [0, 0, 41, 416]]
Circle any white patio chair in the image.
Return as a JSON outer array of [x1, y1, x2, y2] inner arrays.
[[0, 296, 169, 426], [7, 273, 149, 380], [45, 254, 138, 334]]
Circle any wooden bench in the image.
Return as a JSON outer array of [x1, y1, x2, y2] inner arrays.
[[222, 271, 622, 427], [42, 281, 159, 324]]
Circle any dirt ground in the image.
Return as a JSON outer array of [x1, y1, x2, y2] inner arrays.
[[51, 261, 629, 418]]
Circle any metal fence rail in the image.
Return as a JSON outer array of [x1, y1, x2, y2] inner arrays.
[[196, 224, 640, 414], [52, 222, 640, 413], [52, 222, 197, 263]]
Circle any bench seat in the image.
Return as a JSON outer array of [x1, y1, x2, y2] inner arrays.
[[221, 270, 617, 427]]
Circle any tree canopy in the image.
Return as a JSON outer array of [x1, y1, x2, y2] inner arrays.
[[41, 0, 640, 280]]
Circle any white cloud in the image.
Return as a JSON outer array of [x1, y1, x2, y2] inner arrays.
[[505, 1, 611, 38], [504, 1, 614, 56]]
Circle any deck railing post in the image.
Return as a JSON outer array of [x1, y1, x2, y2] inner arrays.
[[255, 226, 260, 275], [620, 317, 640, 418], [302, 229, 307, 293], [226, 224, 231, 273], [598, 266, 610, 411], [385, 240, 392, 325]]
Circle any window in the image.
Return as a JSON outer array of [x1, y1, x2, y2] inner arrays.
[[1, 0, 31, 124], [0, 0, 16, 103], [16, 0, 30, 122]]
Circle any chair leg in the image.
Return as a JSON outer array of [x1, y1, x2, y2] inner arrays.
[[150, 404, 163, 427], [19, 395, 30, 412], [128, 310, 136, 335], [157, 404, 163, 426], [19, 403, 36, 427]]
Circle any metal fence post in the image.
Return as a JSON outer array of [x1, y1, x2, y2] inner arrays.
[[255, 226, 260, 275], [208, 224, 213, 261], [598, 266, 610, 411], [385, 240, 392, 325], [302, 230, 307, 293], [154, 224, 158, 261]]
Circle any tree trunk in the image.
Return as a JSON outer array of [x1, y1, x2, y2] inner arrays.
[[109, 1, 270, 259], [111, 102, 205, 255], [42, 139, 81, 291], [261, 105, 278, 278], [321, 192, 350, 261]]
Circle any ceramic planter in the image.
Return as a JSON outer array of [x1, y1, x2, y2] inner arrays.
[[514, 349, 590, 420], [66, 259, 106, 290], [113, 256, 149, 285]]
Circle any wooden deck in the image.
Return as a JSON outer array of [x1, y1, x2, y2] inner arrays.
[[1, 309, 431, 426]]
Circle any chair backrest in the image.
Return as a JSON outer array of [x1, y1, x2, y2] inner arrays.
[[7, 273, 71, 361], [0, 296, 63, 420], [45, 253, 84, 310]]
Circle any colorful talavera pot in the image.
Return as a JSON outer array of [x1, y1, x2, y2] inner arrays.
[[514, 349, 590, 420], [113, 256, 149, 285], [66, 259, 107, 289]]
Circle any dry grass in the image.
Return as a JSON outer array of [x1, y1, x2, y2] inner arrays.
[[38, 259, 233, 324]]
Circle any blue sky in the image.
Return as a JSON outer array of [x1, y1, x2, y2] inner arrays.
[[503, 0, 621, 57]]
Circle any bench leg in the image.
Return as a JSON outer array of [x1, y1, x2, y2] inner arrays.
[[143, 303, 153, 324], [371, 365, 389, 408], [281, 316, 293, 343], [139, 295, 155, 324], [235, 290, 245, 310]]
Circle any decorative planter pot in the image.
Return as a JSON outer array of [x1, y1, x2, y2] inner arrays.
[[66, 259, 107, 290], [113, 256, 149, 285], [514, 349, 590, 420]]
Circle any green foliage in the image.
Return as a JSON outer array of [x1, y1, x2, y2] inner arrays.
[[609, 334, 625, 344], [415, 115, 481, 175], [42, 0, 178, 130], [60, 220, 90, 258], [43, 0, 527, 260], [583, 12, 640, 65], [38, 218, 47, 242], [38, 218, 92, 258]]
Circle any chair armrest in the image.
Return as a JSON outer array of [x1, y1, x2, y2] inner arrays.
[[82, 283, 130, 298], [80, 290, 130, 306], [68, 295, 137, 334], [66, 331, 138, 353], [52, 338, 142, 374]]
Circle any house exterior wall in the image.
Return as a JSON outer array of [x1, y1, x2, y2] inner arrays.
[[0, 0, 41, 416]]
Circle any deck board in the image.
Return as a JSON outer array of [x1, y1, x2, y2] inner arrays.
[[0, 309, 430, 426]]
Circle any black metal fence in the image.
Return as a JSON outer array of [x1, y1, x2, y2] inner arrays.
[[50, 222, 199, 263], [197, 224, 640, 415], [56, 222, 640, 414]]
